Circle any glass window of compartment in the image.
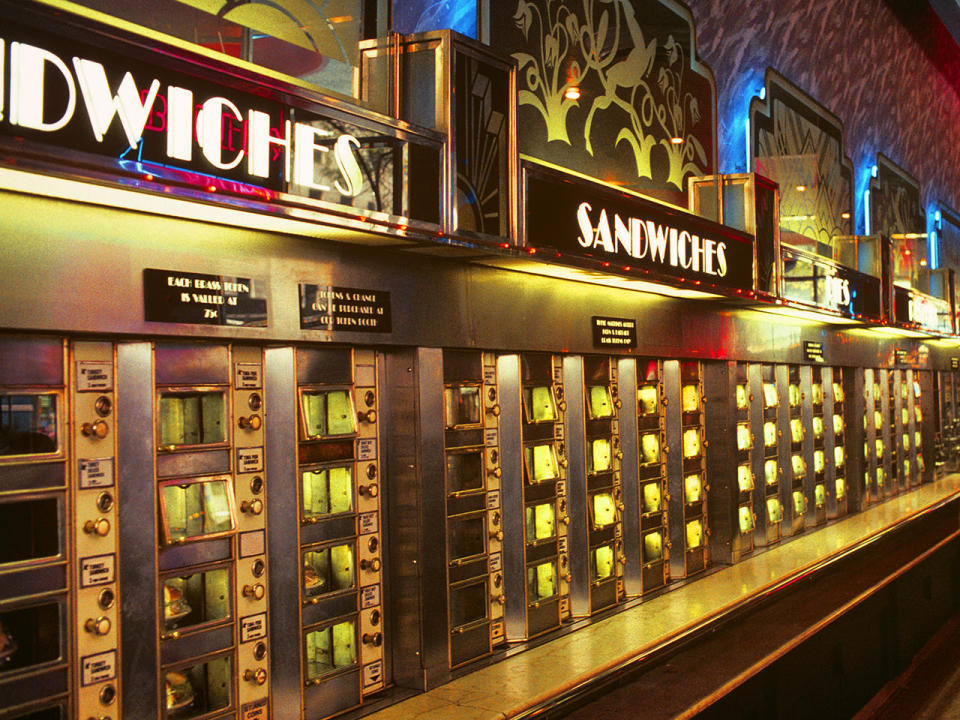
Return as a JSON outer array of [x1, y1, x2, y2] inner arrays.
[[762, 382, 778, 407], [684, 474, 702, 504], [446, 450, 484, 494], [589, 437, 612, 473], [526, 561, 557, 602], [0, 602, 60, 674], [159, 390, 225, 448], [643, 532, 662, 562], [735, 384, 748, 410], [302, 464, 354, 521], [524, 443, 559, 483], [790, 418, 803, 443], [160, 476, 236, 545], [767, 497, 783, 523], [814, 450, 825, 473], [638, 385, 658, 415], [525, 502, 556, 544], [305, 619, 357, 682], [835, 478, 846, 500], [523, 386, 557, 423], [834, 445, 845, 465], [0, 392, 59, 457], [164, 655, 231, 718], [737, 423, 752, 450], [642, 482, 661, 513], [812, 383, 823, 404], [833, 413, 844, 435], [792, 490, 805, 515], [815, 483, 826, 508], [833, 382, 845, 403], [591, 492, 616, 529], [788, 384, 800, 407], [450, 580, 487, 628], [162, 566, 231, 634], [682, 429, 700, 458], [591, 544, 614, 581], [444, 385, 481, 428], [587, 386, 614, 419], [737, 465, 753, 492], [641, 433, 660, 464], [763, 421, 777, 447], [681, 384, 700, 412], [447, 515, 485, 563], [0, 497, 60, 565], [303, 543, 355, 598], [301, 389, 357, 439], [738, 505, 754, 533], [812, 416, 823, 438], [764, 459, 778, 486], [792, 454, 806, 478], [685, 519, 703, 548]]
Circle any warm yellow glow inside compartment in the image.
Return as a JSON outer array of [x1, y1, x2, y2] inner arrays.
[[737, 423, 752, 450], [815, 483, 826, 508], [764, 421, 777, 447], [681, 384, 700, 412], [738, 505, 754, 533], [638, 385, 658, 415], [682, 429, 700, 458], [764, 459, 778, 486], [737, 464, 753, 491], [736, 384, 748, 409], [684, 474, 702, 503], [642, 482, 662, 513], [685, 519, 703, 549], [592, 493, 616, 528], [641, 433, 660, 464], [767, 497, 782, 523]]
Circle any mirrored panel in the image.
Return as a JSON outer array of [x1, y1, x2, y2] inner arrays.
[[0, 392, 59, 456], [303, 543, 355, 598], [301, 389, 356, 439], [591, 545, 614, 581], [591, 492, 615, 529], [447, 515, 485, 562], [640, 433, 660, 465], [302, 465, 354, 521], [444, 385, 482, 428], [589, 438, 612, 473], [164, 655, 231, 718], [642, 532, 662, 563], [526, 561, 557, 602], [681, 385, 700, 412], [450, 581, 487, 628], [684, 474, 701, 504], [685, 519, 703, 549], [523, 386, 557, 423], [738, 505, 754, 533], [737, 465, 754, 492], [525, 502, 556, 544], [162, 567, 230, 634], [159, 391, 226, 448], [160, 476, 235, 545], [642, 482, 661, 513], [446, 451, 484, 494], [587, 386, 614, 419], [638, 385, 658, 415], [305, 619, 357, 682], [682, 429, 700, 458], [523, 443, 560, 483]]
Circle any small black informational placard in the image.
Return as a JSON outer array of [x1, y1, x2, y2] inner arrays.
[[300, 285, 392, 333], [895, 348, 908, 365], [803, 340, 825, 364], [144, 269, 267, 326], [592, 316, 637, 348], [952, 358, 959, 370]]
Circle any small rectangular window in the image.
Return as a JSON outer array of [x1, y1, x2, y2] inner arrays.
[[159, 391, 225, 448], [737, 465, 753, 492], [159, 476, 235, 545], [301, 389, 357, 439], [444, 385, 481, 428], [641, 433, 660, 464], [681, 384, 700, 412], [524, 502, 556, 544], [302, 465, 354, 521], [0, 392, 59, 456], [303, 544, 355, 598], [587, 386, 613, 419], [591, 544, 614, 581], [738, 505, 754, 533], [446, 451, 484, 494], [162, 566, 231, 635], [523, 443, 559, 483], [685, 519, 703, 549], [589, 438, 612, 473], [591, 492, 615, 529], [642, 482, 661, 513], [684, 474, 702, 504], [448, 515, 485, 562], [638, 385, 658, 415], [643, 532, 662, 562], [526, 561, 557, 602], [164, 655, 231, 718], [305, 619, 357, 682], [450, 581, 487, 628], [522, 386, 557, 423]]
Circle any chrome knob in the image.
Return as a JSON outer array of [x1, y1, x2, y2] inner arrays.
[[84, 518, 111, 536], [359, 483, 379, 498], [242, 583, 265, 600], [85, 616, 111, 636], [240, 499, 263, 515], [360, 557, 381, 572], [238, 414, 262, 430], [244, 668, 267, 685], [363, 632, 383, 646], [358, 409, 377, 424], [81, 420, 109, 439]]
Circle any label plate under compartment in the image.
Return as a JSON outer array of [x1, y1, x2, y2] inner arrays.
[[80, 553, 116, 587], [79, 457, 114, 489], [363, 660, 384, 689], [81, 649, 117, 686], [241, 699, 268, 720], [239, 530, 266, 558], [359, 511, 378, 535], [77, 361, 113, 392], [237, 447, 264, 473], [240, 612, 267, 642], [361, 584, 381, 609], [235, 363, 262, 389], [356, 437, 377, 461]]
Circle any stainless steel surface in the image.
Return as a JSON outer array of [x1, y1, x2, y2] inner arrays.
[[264, 346, 299, 720], [617, 358, 641, 597], [497, 354, 525, 641], [562, 356, 588, 617], [116, 342, 156, 718], [664, 360, 684, 579]]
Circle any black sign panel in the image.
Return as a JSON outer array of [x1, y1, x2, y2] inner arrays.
[[781, 248, 882, 321], [895, 348, 908, 365], [0, 9, 440, 225], [144, 269, 267, 326], [803, 341, 825, 364], [300, 285, 392, 333], [525, 167, 754, 292], [951, 358, 959, 370], [592, 316, 637, 348]]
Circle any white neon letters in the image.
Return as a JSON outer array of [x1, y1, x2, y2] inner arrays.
[[577, 201, 729, 277], [1, 39, 365, 197]]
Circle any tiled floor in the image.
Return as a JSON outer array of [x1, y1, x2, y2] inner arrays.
[[366, 476, 960, 720]]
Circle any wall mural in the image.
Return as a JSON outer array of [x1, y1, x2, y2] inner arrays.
[[750, 70, 854, 262], [491, 0, 717, 205]]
